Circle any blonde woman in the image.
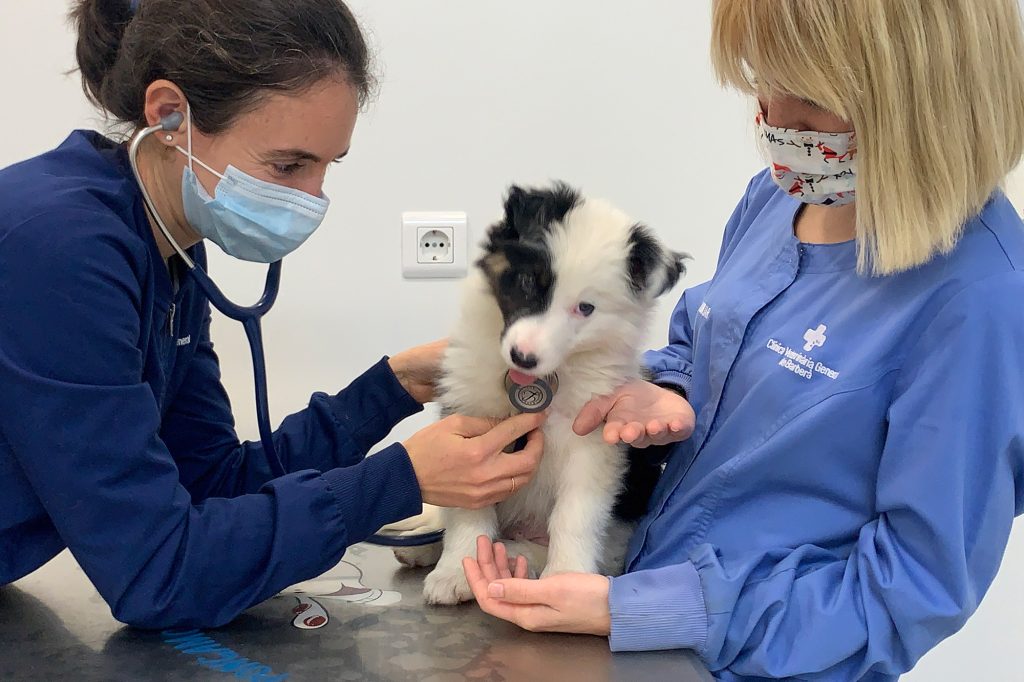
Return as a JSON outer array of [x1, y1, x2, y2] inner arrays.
[[462, 1, 1024, 679]]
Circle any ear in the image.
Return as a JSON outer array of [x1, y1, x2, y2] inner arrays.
[[502, 185, 530, 231], [144, 79, 189, 149], [494, 185, 533, 241], [627, 224, 688, 297], [500, 182, 580, 241]]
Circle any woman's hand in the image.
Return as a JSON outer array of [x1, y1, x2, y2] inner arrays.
[[404, 412, 546, 509], [573, 379, 696, 448], [388, 339, 448, 404], [463, 536, 611, 636]]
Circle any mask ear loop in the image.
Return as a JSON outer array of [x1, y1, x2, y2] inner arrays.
[[186, 102, 194, 173], [174, 103, 227, 181]]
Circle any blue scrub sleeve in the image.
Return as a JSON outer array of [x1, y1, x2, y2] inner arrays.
[[610, 272, 1024, 679], [609, 562, 708, 652], [643, 283, 708, 396], [162, 311, 423, 500], [643, 174, 761, 393], [0, 211, 423, 628]]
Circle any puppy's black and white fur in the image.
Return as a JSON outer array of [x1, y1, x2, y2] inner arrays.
[[412, 182, 685, 605]]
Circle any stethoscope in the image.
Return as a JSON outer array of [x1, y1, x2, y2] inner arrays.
[[129, 112, 287, 479]]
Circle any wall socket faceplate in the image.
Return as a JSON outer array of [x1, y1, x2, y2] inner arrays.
[[417, 227, 454, 264], [402, 211, 468, 279]]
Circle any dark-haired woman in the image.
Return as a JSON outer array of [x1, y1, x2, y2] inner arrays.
[[0, 0, 548, 628]]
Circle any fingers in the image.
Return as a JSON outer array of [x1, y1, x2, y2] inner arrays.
[[442, 421, 546, 509], [462, 557, 523, 623], [463, 551, 556, 632], [466, 476, 524, 508], [604, 420, 646, 445], [476, 536, 501, 582], [466, 537, 525, 583], [493, 427, 544, 479], [619, 422, 644, 444], [572, 393, 616, 436], [602, 418, 691, 447], [496, 542, 529, 579], [448, 414, 503, 438], [479, 429, 544, 507], [487, 578, 550, 605], [493, 542, 513, 580], [474, 411, 547, 454], [601, 420, 623, 445], [463, 557, 490, 601]]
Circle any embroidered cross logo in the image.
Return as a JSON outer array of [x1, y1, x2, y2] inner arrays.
[[803, 324, 828, 352]]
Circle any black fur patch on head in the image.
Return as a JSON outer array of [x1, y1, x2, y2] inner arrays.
[[478, 241, 556, 330], [627, 224, 687, 297], [491, 182, 581, 243], [477, 183, 581, 330]]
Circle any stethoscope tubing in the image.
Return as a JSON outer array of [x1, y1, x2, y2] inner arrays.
[[129, 117, 287, 479]]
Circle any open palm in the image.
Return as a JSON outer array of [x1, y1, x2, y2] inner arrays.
[[573, 379, 695, 447]]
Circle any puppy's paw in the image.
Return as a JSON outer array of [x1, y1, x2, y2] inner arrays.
[[393, 542, 443, 568], [423, 564, 473, 605]]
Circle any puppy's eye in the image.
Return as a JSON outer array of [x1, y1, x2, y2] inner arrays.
[[576, 302, 596, 317]]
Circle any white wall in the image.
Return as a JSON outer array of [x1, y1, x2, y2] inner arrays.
[[0, 2, 1020, 679]]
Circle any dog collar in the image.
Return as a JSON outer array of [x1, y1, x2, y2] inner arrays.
[[504, 371, 559, 413]]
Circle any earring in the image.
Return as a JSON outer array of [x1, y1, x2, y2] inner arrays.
[[165, 134, 174, 142]]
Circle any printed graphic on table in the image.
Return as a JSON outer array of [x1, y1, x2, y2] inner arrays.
[[281, 558, 402, 630]]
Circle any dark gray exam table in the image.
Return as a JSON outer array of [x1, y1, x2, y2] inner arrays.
[[0, 542, 714, 681]]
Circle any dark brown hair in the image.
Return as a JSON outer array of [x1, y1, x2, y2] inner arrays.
[[71, 0, 375, 134]]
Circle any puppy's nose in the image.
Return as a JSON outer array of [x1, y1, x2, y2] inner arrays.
[[510, 346, 539, 370]]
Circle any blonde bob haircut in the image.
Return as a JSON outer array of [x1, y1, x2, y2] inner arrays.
[[711, 0, 1024, 275]]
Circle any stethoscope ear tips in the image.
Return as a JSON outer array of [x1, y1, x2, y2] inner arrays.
[[160, 111, 185, 132]]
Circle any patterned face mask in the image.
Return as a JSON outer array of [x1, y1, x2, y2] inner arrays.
[[756, 111, 858, 206]]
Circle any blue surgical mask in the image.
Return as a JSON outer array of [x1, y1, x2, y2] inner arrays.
[[176, 106, 330, 263]]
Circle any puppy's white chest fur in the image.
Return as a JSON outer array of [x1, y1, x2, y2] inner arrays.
[[441, 351, 629, 538], [421, 359, 632, 605]]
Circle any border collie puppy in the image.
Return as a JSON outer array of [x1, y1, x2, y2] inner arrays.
[[418, 182, 685, 605]]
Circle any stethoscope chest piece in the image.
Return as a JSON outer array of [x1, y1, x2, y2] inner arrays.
[[504, 371, 559, 414]]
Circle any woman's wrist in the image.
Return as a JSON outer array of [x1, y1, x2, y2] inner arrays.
[[386, 356, 423, 404], [652, 381, 687, 400]]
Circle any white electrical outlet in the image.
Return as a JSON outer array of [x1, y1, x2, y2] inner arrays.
[[402, 212, 468, 279], [417, 227, 454, 264]]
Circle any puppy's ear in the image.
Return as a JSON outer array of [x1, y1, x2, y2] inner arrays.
[[502, 185, 530, 233], [479, 185, 527, 252], [627, 224, 689, 297], [500, 182, 580, 241]]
